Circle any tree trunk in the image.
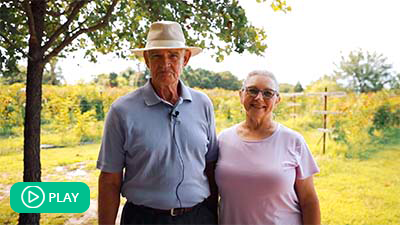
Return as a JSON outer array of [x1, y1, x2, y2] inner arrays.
[[19, 0, 45, 224], [18, 60, 44, 225]]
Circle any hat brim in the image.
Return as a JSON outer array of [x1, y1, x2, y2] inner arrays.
[[131, 46, 202, 57]]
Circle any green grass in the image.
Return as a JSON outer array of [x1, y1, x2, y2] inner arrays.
[[0, 136, 23, 156], [0, 143, 399, 224], [315, 145, 400, 224], [0, 122, 104, 156]]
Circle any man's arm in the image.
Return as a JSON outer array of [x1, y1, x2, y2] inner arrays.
[[205, 161, 218, 220], [295, 176, 321, 225], [204, 96, 219, 221], [98, 171, 123, 225]]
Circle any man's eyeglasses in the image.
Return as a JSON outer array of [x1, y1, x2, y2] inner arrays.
[[244, 87, 278, 99]]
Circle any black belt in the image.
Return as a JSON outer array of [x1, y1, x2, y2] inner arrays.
[[128, 200, 204, 217]]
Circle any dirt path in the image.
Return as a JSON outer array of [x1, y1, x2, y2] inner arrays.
[[0, 183, 11, 201]]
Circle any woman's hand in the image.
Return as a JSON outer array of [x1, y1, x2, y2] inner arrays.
[[295, 176, 321, 225]]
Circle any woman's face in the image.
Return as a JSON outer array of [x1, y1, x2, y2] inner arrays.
[[240, 75, 280, 119]]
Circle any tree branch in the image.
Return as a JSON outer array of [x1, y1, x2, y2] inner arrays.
[[22, 0, 37, 42], [0, 32, 33, 61], [45, 0, 78, 17], [70, 17, 90, 35], [46, 9, 63, 17], [43, 0, 119, 63], [42, 0, 88, 52]]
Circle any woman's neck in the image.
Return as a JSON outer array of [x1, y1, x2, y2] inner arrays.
[[238, 116, 277, 140]]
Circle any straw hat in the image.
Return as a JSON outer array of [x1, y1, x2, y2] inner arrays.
[[132, 21, 202, 57]]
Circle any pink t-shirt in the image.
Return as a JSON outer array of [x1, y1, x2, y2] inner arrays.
[[216, 123, 319, 225]]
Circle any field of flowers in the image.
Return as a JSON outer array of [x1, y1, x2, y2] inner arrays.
[[1, 83, 398, 157]]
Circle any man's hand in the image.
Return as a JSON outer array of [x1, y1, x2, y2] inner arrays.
[[205, 161, 218, 223], [98, 171, 122, 225]]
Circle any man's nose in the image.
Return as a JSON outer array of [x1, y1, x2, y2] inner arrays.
[[160, 57, 171, 68]]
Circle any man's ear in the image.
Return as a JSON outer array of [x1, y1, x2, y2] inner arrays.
[[183, 50, 192, 66], [143, 51, 150, 68]]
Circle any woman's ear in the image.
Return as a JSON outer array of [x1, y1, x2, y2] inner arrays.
[[276, 95, 281, 104], [273, 95, 281, 109], [239, 89, 244, 104]]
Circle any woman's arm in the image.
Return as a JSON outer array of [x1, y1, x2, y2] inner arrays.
[[295, 176, 321, 225]]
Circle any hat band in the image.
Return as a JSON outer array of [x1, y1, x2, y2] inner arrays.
[[146, 40, 187, 49]]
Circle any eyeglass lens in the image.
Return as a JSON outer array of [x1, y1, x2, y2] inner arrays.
[[247, 88, 275, 98]]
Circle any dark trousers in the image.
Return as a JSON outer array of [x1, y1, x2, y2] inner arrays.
[[120, 200, 217, 225]]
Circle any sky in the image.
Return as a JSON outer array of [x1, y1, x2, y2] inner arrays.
[[59, 0, 400, 86]]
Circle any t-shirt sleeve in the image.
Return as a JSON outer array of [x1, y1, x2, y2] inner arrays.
[[295, 136, 320, 180], [96, 105, 125, 173], [205, 99, 219, 162]]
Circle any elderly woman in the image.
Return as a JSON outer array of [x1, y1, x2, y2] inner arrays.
[[215, 70, 320, 225]]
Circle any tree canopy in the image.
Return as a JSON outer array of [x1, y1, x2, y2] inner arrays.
[[92, 65, 243, 90], [181, 66, 242, 90], [334, 49, 399, 93], [1, 0, 291, 77], [305, 75, 345, 92], [293, 81, 304, 92], [278, 83, 294, 93]]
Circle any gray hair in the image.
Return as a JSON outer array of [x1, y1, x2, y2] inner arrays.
[[242, 70, 280, 92]]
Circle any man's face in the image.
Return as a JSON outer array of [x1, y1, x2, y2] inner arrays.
[[144, 49, 191, 86]]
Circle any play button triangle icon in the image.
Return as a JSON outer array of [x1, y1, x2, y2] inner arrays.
[[28, 191, 39, 203]]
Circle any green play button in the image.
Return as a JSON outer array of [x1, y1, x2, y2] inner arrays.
[[10, 182, 90, 213], [21, 186, 45, 208]]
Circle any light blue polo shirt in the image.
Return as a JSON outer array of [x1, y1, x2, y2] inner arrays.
[[97, 80, 218, 209]]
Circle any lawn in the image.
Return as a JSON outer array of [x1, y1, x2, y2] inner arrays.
[[0, 143, 399, 224], [315, 145, 400, 224]]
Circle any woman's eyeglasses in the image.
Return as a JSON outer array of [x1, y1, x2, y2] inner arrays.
[[244, 87, 278, 99]]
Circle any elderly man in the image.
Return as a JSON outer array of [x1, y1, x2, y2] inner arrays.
[[97, 21, 218, 224]]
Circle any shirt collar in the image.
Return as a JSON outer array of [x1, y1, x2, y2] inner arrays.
[[143, 79, 192, 106]]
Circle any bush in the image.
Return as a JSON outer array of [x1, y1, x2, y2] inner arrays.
[[372, 104, 393, 130]]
